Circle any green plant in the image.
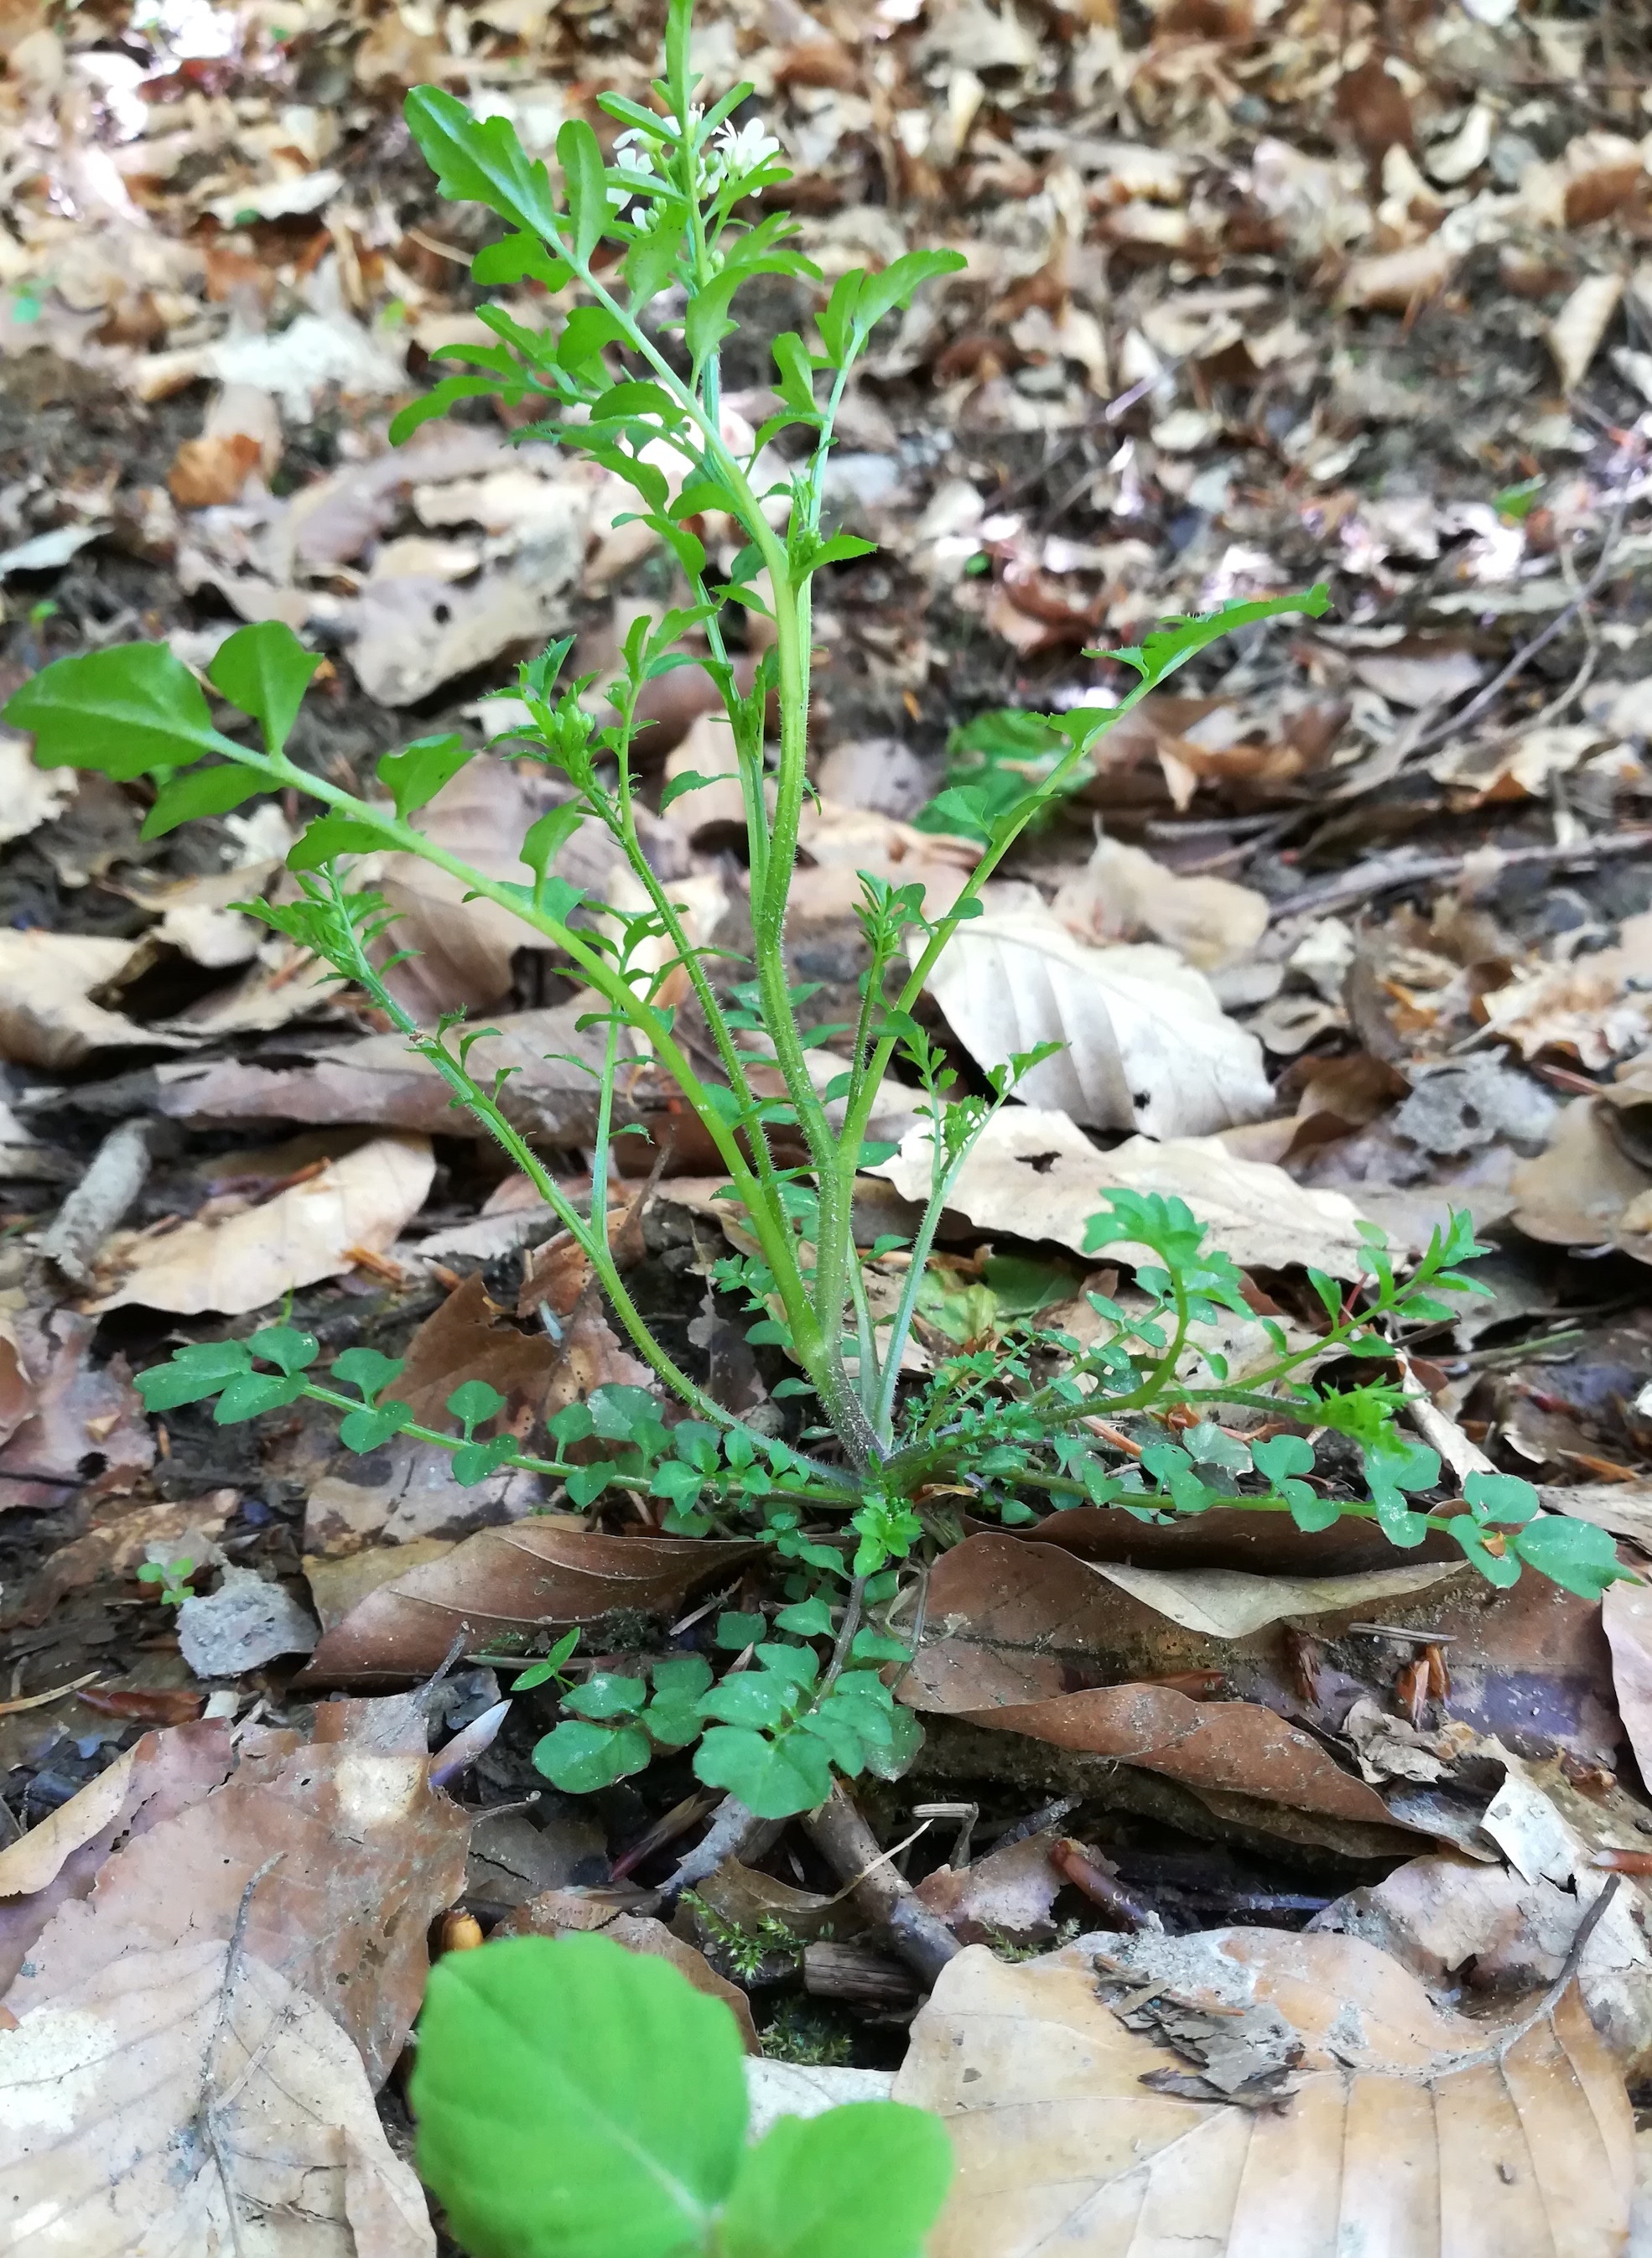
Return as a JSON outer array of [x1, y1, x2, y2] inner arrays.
[[413, 1932, 950, 2258], [6, 1, 1629, 1828], [681, 1888, 807, 1982], [135, 1555, 195, 1607], [759, 2001, 854, 2067]]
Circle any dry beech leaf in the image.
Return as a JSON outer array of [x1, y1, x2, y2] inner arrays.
[[1510, 1099, 1652, 1262], [922, 906, 1272, 1136], [3, 1722, 469, 2089], [0, 730, 75, 849], [870, 1107, 1374, 1276], [1483, 914, 1652, 1070], [0, 1314, 32, 1451], [1550, 273, 1625, 393], [0, 1308, 154, 1515], [304, 1524, 762, 1680], [492, 1894, 760, 2051], [901, 1534, 1421, 1835], [913, 1830, 1065, 1943], [895, 1934, 1633, 2258], [91, 1133, 436, 1314], [1322, 1753, 1652, 2070], [0, 1720, 235, 1991], [0, 1936, 434, 2257], [1052, 836, 1269, 972], [1603, 1581, 1652, 1785], [0, 932, 195, 1069], [148, 1004, 619, 1148], [1338, 233, 1457, 313]]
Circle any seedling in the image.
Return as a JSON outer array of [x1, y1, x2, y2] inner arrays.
[[135, 1555, 195, 1607], [6, 0, 1629, 1826], [413, 1932, 951, 2258]]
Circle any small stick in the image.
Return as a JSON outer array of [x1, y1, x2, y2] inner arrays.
[[802, 1785, 961, 1985], [0, 1669, 105, 1716], [38, 1118, 150, 1285], [1268, 827, 1652, 926]]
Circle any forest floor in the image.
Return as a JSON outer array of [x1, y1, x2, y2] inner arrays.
[[6, 0, 1652, 2248]]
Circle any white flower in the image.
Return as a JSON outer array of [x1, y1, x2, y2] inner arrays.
[[713, 117, 781, 178]]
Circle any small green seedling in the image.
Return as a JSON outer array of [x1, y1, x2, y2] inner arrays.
[[412, 1932, 952, 2258], [135, 1555, 195, 1607], [7, 0, 1629, 1833]]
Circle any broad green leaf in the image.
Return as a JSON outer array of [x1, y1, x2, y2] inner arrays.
[[626, 217, 684, 308], [473, 231, 571, 288], [413, 1934, 748, 2258], [455, 1435, 520, 1486], [4, 643, 243, 779], [339, 1402, 412, 1453], [565, 1463, 613, 1509], [774, 1595, 834, 1638], [287, 812, 386, 870], [135, 1343, 252, 1411], [532, 1719, 652, 1795], [1450, 1519, 1523, 1589], [721, 2102, 953, 2258], [405, 86, 562, 241], [448, 1378, 507, 1432], [377, 732, 474, 822], [248, 1324, 318, 1374], [694, 1722, 834, 1818], [389, 371, 508, 444], [696, 1674, 791, 1731], [849, 248, 969, 341], [208, 620, 323, 754], [1463, 1470, 1540, 1524], [141, 760, 264, 839], [715, 1611, 767, 1650], [557, 117, 608, 266], [332, 1346, 405, 1402], [1513, 1513, 1632, 1599], [213, 1371, 307, 1424], [658, 769, 734, 814], [564, 1673, 647, 1720]]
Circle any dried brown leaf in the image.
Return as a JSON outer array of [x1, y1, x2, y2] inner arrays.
[[902, 1534, 1427, 1833], [870, 1107, 1374, 1275], [895, 1934, 1633, 2257], [0, 1937, 434, 2255], [304, 1524, 761, 1681], [0, 1309, 154, 1516], [1052, 836, 1268, 972], [8, 1491, 235, 1626], [922, 905, 1272, 1135], [0, 932, 195, 1069], [91, 1133, 435, 1314], [3, 1719, 468, 2085]]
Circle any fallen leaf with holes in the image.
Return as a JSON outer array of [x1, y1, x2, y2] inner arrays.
[[90, 1133, 436, 1315], [896, 1930, 1633, 2258], [492, 1894, 759, 2050], [870, 1107, 1373, 1276], [304, 1524, 763, 1680], [0, 1309, 154, 1515], [0, 1937, 433, 2257], [0, 932, 196, 1069], [902, 1534, 1426, 1836], [0, 1719, 235, 1992], [1052, 837, 1269, 973], [922, 905, 1272, 1136], [3, 1697, 468, 2088]]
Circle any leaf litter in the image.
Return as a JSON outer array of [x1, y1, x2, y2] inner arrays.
[[7, 0, 1652, 2244]]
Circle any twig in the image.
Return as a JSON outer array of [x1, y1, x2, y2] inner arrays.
[[0, 1669, 104, 1716], [1268, 827, 1652, 925], [661, 1793, 782, 1896], [38, 1118, 150, 1285], [801, 1783, 962, 1985]]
